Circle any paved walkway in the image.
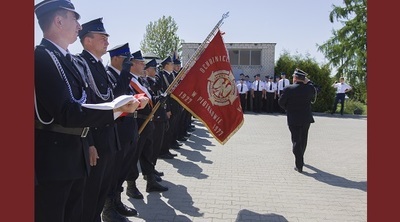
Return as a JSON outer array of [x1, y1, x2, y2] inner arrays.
[[117, 112, 367, 222]]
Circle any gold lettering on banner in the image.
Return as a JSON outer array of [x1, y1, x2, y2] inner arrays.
[[178, 91, 193, 104], [212, 123, 224, 136], [199, 55, 229, 74], [196, 96, 223, 125]]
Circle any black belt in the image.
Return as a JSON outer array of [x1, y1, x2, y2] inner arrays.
[[136, 114, 153, 121], [35, 121, 89, 138], [125, 111, 138, 118]]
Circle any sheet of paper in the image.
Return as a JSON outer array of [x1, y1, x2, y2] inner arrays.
[[82, 95, 135, 110]]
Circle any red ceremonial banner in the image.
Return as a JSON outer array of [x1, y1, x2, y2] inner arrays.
[[171, 30, 244, 144]]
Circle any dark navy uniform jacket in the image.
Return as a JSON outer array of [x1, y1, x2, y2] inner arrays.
[[35, 39, 115, 181], [147, 76, 168, 122], [278, 81, 316, 126], [106, 66, 138, 146]]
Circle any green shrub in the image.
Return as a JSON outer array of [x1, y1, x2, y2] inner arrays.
[[334, 99, 367, 115]]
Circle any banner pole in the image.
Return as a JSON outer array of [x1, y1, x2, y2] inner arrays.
[[138, 12, 229, 134]]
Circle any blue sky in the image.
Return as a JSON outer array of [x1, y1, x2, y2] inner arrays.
[[34, 0, 344, 67]]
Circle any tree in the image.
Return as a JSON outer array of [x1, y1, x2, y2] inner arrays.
[[275, 52, 335, 113], [140, 15, 183, 59], [317, 0, 367, 87]]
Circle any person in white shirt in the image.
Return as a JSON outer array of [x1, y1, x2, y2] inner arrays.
[[277, 72, 290, 96], [251, 74, 266, 113], [277, 72, 290, 113], [245, 75, 253, 111], [237, 78, 248, 112], [274, 76, 281, 112], [331, 77, 352, 115], [236, 73, 245, 84], [265, 76, 277, 113]]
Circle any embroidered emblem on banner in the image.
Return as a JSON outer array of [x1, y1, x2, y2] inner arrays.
[[207, 70, 237, 106]]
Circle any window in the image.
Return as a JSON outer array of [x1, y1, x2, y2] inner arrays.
[[229, 50, 239, 65], [239, 50, 250, 65], [251, 50, 261, 65], [228, 49, 261, 65]]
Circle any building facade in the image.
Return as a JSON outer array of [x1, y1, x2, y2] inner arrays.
[[181, 42, 276, 81]]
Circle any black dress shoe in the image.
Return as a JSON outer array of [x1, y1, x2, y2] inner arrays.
[[170, 144, 181, 149], [294, 167, 303, 173], [177, 136, 188, 142], [158, 153, 174, 159], [154, 170, 164, 177], [102, 209, 129, 222], [171, 140, 183, 146], [126, 186, 144, 199], [144, 174, 162, 182], [115, 202, 137, 217], [146, 182, 168, 192], [103, 198, 130, 222], [154, 174, 162, 182], [167, 152, 178, 157]]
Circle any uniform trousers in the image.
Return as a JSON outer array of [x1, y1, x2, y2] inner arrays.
[[35, 177, 86, 222], [332, 93, 346, 115], [253, 91, 263, 113], [266, 92, 275, 113], [288, 123, 310, 171], [177, 109, 190, 139], [239, 93, 247, 112], [161, 103, 182, 152], [278, 91, 286, 113], [82, 131, 117, 222], [246, 91, 252, 111], [107, 118, 138, 198], [152, 120, 166, 166], [126, 119, 155, 181]]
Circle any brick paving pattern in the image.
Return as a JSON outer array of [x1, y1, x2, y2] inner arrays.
[[113, 113, 367, 222]]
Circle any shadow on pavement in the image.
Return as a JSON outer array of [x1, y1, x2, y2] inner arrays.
[[303, 164, 367, 192], [163, 158, 208, 179], [128, 180, 203, 221], [184, 126, 215, 151], [173, 146, 213, 164], [235, 209, 288, 222], [159, 120, 214, 179]]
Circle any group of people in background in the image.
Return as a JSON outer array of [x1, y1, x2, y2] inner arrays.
[[34, 1, 195, 222], [236, 72, 291, 114], [236, 72, 352, 116]]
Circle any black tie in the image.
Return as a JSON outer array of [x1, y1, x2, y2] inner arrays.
[[257, 81, 259, 91], [128, 85, 135, 95], [138, 77, 143, 85], [269, 82, 272, 90], [66, 53, 84, 82], [141, 77, 149, 88], [283, 80, 285, 88], [97, 60, 105, 69], [66, 53, 72, 62], [66, 53, 78, 70], [240, 83, 243, 93]]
